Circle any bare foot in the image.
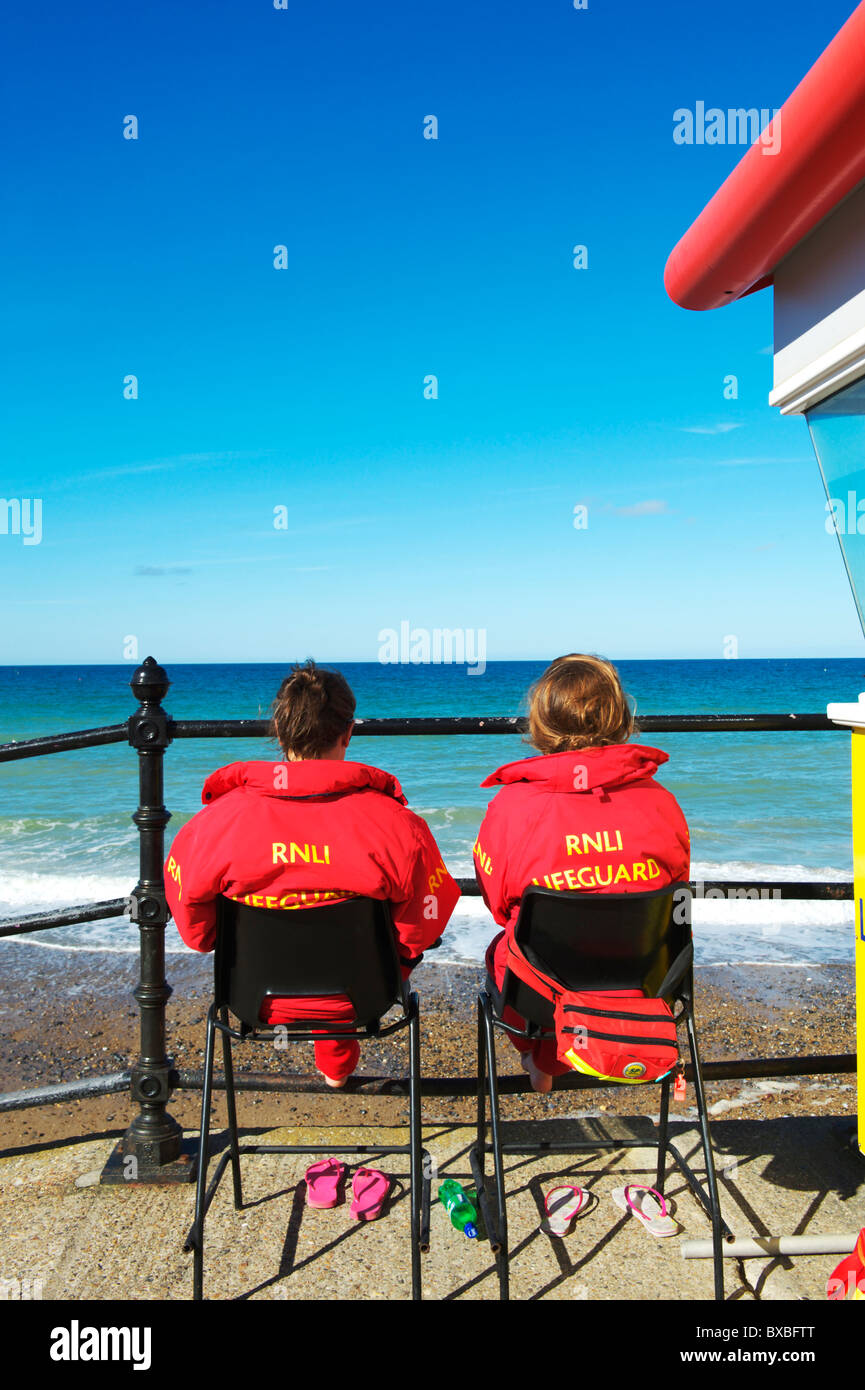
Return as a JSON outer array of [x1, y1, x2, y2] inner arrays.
[[520, 1054, 553, 1094], [322, 1073, 349, 1089]]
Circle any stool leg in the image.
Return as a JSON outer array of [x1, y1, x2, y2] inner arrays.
[[219, 1007, 243, 1209], [192, 1004, 217, 1301], [482, 998, 509, 1301], [687, 1013, 724, 1302], [470, 993, 502, 1292], [475, 995, 487, 1165], [470, 996, 493, 1242], [408, 993, 422, 1301], [656, 1075, 670, 1194]]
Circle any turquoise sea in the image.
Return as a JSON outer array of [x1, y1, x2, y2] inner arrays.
[[1, 658, 863, 967]]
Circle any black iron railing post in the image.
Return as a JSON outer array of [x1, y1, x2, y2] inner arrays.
[[103, 656, 191, 1183]]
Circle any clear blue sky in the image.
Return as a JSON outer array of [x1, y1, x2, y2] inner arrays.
[[2, 0, 863, 663]]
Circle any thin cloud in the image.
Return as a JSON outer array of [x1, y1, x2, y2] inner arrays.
[[613, 500, 669, 517], [137, 556, 331, 571], [79, 461, 178, 482], [714, 456, 809, 467], [73, 451, 273, 485], [262, 515, 383, 539], [758, 344, 774, 355], [680, 423, 743, 435], [490, 484, 565, 497], [135, 565, 193, 577]]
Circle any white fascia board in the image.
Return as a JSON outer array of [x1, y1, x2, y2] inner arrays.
[[770, 180, 865, 415], [770, 323, 865, 415]]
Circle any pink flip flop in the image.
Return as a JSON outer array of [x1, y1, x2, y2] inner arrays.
[[350, 1166, 391, 1222], [303, 1158, 346, 1209]]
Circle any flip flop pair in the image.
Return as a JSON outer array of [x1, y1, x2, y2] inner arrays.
[[303, 1159, 391, 1221], [611, 1184, 681, 1237], [541, 1185, 594, 1236]]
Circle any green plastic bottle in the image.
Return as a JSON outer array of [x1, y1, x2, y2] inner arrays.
[[438, 1179, 478, 1239]]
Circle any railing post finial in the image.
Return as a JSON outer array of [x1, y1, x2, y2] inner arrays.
[[103, 656, 191, 1183]]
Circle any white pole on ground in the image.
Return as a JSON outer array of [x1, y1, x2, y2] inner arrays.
[[682, 1233, 857, 1259]]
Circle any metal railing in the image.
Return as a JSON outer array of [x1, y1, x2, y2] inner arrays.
[[0, 657, 856, 1180]]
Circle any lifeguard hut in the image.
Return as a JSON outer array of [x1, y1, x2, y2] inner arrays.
[[665, 2, 865, 1156]]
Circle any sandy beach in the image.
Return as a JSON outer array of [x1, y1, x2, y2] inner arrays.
[[0, 943, 856, 1152]]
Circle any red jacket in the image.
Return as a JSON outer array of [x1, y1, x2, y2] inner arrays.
[[165, 759, 460, 1023], [473, 745, 690, 989]]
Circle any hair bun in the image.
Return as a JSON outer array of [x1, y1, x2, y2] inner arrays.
[[527, 653, 635, 754]]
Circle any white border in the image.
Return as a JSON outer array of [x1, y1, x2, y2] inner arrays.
[[770, 324, 865, 415]]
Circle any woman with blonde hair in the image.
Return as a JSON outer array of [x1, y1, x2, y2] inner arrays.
[[473, 654, 690, 1092]]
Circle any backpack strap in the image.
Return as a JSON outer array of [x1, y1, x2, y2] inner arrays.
[[503, 933, 561, 1005], [508, 934, 693, 1006], [654, 943, 693, 1001]]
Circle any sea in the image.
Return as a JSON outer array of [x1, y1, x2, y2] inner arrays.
[[0, 658, 862, 970]]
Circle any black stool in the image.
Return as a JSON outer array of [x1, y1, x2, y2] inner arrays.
[[471, 884, 730, 1300], [184, 894, 429, 1299]]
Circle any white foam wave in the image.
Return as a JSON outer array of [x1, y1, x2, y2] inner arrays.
[[692, 859, 849, 882], [432, 885, 853, 969], [0, 870, 134, 913], [0, 863, 854, 964]]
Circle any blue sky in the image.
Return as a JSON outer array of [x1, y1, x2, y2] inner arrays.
[[2, 0, 863, 663]]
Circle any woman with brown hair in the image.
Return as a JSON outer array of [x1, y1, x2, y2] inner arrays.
[[166, 660, 459, 1087], [473, 654, 690, 1092]]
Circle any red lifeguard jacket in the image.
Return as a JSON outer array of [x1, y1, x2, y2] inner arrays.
[[165, 759, 460, 1023], [474, 743, 690, 996]]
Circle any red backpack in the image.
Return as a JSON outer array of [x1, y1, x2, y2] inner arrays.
[[553, 990, 679, 1082], [504, 935, 680, 1084]]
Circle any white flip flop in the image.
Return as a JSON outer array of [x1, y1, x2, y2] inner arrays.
[[611, 1184, 680, 1237], [541, 1184, 593, 1236]]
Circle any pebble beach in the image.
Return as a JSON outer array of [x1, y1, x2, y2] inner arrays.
[[0, 944, 856, 1151]]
